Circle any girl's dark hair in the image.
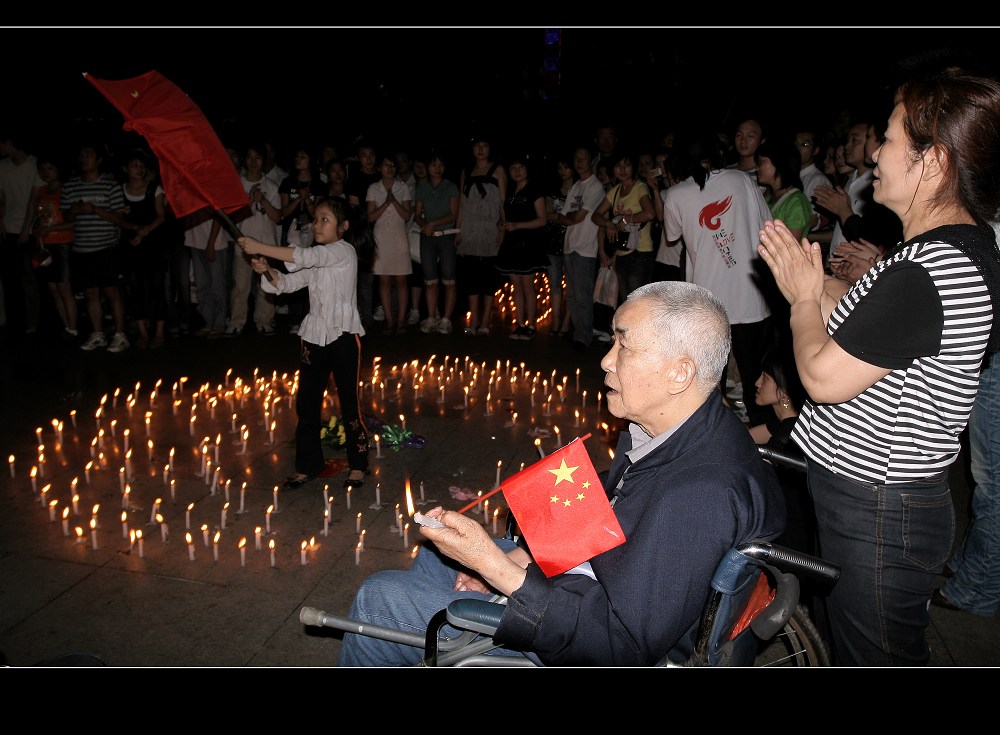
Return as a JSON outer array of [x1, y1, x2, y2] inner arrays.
[[898, 72, 1000, 227], [319, 197, 375, 272], [759, 344, 806, 412], [670, 131, 725, 190], [755, 141, 803, 192]]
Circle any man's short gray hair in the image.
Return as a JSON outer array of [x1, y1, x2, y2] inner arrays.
[[626, 281, 732, 393]]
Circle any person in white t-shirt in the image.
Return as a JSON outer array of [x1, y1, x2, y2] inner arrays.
[[552, 146, 606, 351], [663, 131, 776, 426]]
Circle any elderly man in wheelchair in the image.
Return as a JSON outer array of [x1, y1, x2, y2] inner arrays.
[[335, 282, 787, 666]]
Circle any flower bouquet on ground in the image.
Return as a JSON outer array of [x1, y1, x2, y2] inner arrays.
[[365, 413, 427, 451], [320, 415, 348, 450]]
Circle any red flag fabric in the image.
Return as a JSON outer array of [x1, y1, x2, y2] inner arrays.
[[84, 71, 247, 218], [502, 437, 625, 577]]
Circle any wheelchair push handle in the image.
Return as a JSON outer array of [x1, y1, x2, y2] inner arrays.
[[757, 444, 807, 473], [737, 541, 841, 585]]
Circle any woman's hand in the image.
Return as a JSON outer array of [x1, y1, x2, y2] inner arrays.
[[454, 570, 491, 594], [828, 238, 882, 284], [758, 219, 825, 306], [238, 235, 262, 256]]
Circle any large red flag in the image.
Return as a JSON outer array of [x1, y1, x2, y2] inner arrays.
[[502, 437, 625, 577], [84, 71, 247, 219]]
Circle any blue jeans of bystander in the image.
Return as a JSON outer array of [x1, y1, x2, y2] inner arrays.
[[338, 537, 524, 666], [943, 352, 1000, 616], [563, 251, 596, 346], [808, 460, 954, 665]]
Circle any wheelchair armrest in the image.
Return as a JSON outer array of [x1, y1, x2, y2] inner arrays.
[[749, 570, 800, 641], [446, 598, 505, 636]]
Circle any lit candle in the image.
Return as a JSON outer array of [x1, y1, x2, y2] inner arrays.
[[483, 499, 489, 526], [495, 460, 502, 487], [323, 485, 329, 507], [300, 540, 308, 566], [268, 420, 275, 444], [346, 486, 351, 510], [554, 425, 562, 447], [399, 413, 406, 432], [323, 508, 330, 537], [35, 426, 42, 445], [158, 514, 168, 543], [122, 483, 131, 509], [597, 391, 602, 414], [7, 454, 13, 478], [231, 413, 237, 434], [88, 518, 98, 549], [359, 529, 366, 550], [30, 466, 37, 493], [356, 512, 362, 534], [135, 528, 143, 558], [85, 461, 92, 485], [185, 502, 194, 530], [186, 532, 195, 561], [439, 384, 445, 403], [240, 482, 247, 514], [213, 531, 221, 562], [121, 510, 129, 539], [61, 507, 70, 536], [145, 414, 151, 437], [575, 409, 581, 427], [463, 386, 469, 408], [355, 541, 361, 565], [265, 505, 273, 533], [269, 539, 276, 568], [493, 508, 499, 535], [201, 523, 210, 547], [239, 537, 247, 567], [123, 428, 129, 452], [374, 433, 382, 459], [535, 438, 545, 459], [71, 493, 80, 515], [403, 522, 410, 547], [149, 498, 161, 526], [48, 498, 58, 521], [272, 486, 279, 513], [147, 439, 154, 462], [221, 502, 229, 530], [241, 429, 248, 454], [190, 416, 196, 436], [169, 447, 175, 472], [170, 479, 176, 503], [118, 467, 125, 493], [255, 526, 262, 550], [375, 482, 381, 507], [70, 409, 77, 428], [576, 367, 580, 393]]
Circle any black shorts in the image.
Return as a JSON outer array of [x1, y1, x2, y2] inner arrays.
[[71, 247, 122, 290], [457, 255, 499, 298]]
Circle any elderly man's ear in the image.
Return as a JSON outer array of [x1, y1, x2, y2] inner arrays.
[[666, 356, 697, 394]]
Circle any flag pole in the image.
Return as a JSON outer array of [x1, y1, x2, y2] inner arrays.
[[456, 434, 593, 514]]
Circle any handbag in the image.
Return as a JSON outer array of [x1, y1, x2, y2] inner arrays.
[[593, 265, 619, 308], [611, 185, 640, 251]]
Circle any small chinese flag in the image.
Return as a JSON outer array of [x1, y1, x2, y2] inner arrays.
[[502, 437, 625, 577], [84, 70, 247, 218]]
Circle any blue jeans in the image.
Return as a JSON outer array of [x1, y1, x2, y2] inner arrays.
[[943, 352, 1000, 615], [190, 246, 229, 331], [808, 461, 955, 665], [563, 251, 596, 345], [338, 537, 525, 666]]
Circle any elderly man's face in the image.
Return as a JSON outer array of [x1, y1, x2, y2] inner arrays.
[[600, 298, 678, 437]]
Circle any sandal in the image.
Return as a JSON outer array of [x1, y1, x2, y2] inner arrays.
[[343, 468, 369, 490], [282, 473, 313, 490]]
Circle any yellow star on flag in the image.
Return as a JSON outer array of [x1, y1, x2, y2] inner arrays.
[[548, 458, 579, 486]]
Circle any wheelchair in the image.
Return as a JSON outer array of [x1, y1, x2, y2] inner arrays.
[[300, 445, 840, 666]]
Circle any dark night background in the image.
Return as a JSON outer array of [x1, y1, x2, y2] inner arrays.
[[4, 26, 998, 171]]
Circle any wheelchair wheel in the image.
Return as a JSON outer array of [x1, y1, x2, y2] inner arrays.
[[753, 603, 831, 666]]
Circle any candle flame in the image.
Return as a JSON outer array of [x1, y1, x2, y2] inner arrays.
[[405, 479, 415, 517], [186, 532, 193, 545], [213, 531, 221, 544], [269, 539, 275, 550], [238, 537, 247, 549], [62, 507, 69, 520]]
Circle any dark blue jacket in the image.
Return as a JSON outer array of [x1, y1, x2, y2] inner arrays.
[[495, 390, 786, 665]]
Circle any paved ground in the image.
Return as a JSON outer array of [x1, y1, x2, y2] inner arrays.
[[0, 310, 996, 668]]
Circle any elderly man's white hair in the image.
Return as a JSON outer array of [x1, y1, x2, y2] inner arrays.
[[625, 281, 731, 393]]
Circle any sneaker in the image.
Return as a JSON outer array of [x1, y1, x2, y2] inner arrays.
[[107, 332, 129, 353], [223, 326, 241, 338], [406, 308, 421, 325], [523, 326, 536, 340], [258, 324, 276, 336], [420, 316, 441, 333], [80, 332, 108, 351], [289, 324, 300, 335], [275, 304, 290, 315], [477, 326, 490, 336], [436, 318, 453, 335], [373, 305, 386, 321], [510, 325, 528, 341], [597, 330, 612, 343]]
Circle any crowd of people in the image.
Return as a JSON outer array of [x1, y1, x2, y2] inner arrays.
[[4, 61, 1000, 667]]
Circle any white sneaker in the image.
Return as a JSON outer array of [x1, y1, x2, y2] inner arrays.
[[289, 324, 300, 335], [373, 305, 385, 321], [275, 304, 290, 315], [436, 318, 453, 335], [80, 332, 108, 351], [407, 308, 421, 325], [107, 332, 129, 353], [420, 316, 441, 333], [597, 330, 612, 343]]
